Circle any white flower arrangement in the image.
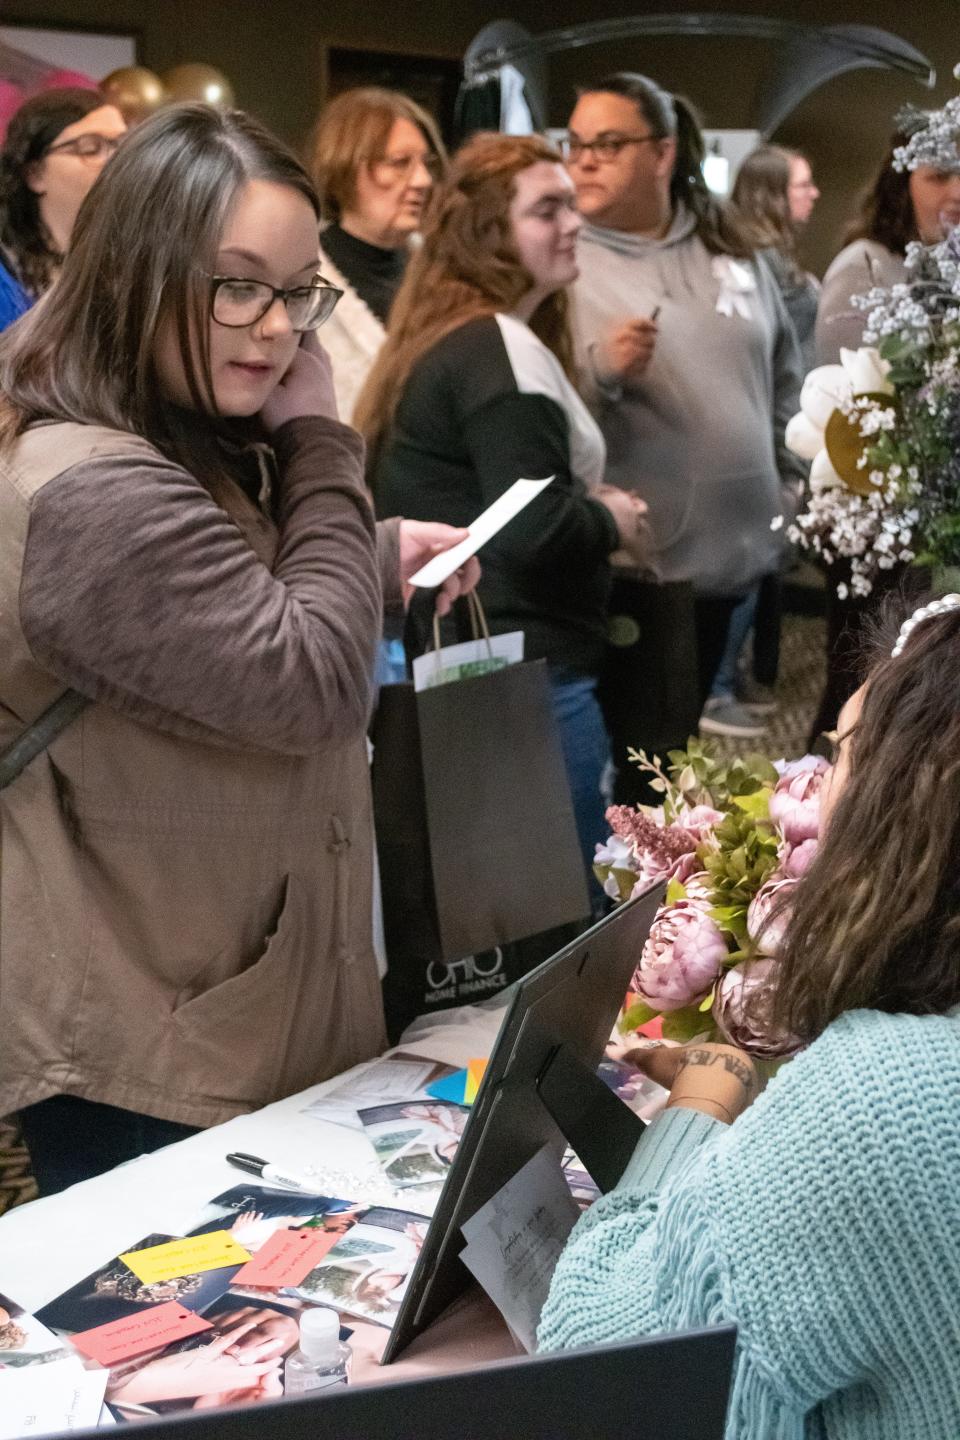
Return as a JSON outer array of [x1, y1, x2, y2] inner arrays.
[[784, 348, 921, 597], [893, 65, 960, 174]]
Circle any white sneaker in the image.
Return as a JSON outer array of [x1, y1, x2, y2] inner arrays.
[[700, 697, 766, 739]]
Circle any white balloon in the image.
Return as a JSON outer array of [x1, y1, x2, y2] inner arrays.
[[840, 346, 894, 397], [785, 410, 823, 461], [810, 447, 843, 493], [799, 364, 850, 429]]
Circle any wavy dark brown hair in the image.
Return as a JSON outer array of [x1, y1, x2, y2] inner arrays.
[[842, 131, 918, 256], [770, 599, 960, 1043], [354, 131, 575, 454]]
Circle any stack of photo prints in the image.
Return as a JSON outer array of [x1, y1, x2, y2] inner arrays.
[[1, 1051, 661, 1426]]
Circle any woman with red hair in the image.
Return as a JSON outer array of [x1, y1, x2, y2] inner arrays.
[[358, 133, 650, 872]]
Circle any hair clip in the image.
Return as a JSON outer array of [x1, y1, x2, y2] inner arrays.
[[891, 593, 960, 658]]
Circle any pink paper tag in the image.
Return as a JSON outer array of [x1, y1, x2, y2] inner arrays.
[[71, 1300, 213, 1365], [232, 1226, 341, 1287]]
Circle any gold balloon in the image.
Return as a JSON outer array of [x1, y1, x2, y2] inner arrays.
[[824, 392, 898, 497], [100, 66, 166, 125], [161, 63, 235, 108]]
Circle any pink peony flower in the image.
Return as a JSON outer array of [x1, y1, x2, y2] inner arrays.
[[769, 755, 830, 845], [781, 837, 818, 878], [714, 959, 801, 1059], [746, 874, 799, 956], [633, 897, 729, 1011], [677, 804, 725, 833], [634, 845, 702, 890]]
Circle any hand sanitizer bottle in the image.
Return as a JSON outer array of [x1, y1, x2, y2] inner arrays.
[[284, 1308, 351, 1395]]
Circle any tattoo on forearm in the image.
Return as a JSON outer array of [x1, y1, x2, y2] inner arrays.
[[678, 1048, 758, 1093]]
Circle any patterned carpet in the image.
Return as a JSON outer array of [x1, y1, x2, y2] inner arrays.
[[0, 1117, 37, 1214], [706, 609, 827, 762], [0, 608, 829, 1217]]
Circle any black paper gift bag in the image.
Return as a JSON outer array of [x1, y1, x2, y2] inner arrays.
[[370, 657, 590, 1037]]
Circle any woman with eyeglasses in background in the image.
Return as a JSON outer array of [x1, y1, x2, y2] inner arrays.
[[563, 74, 804, 762], [310, 87, 446, 423], [0, 103, 475, 1195], [0, 87, 126, 330]]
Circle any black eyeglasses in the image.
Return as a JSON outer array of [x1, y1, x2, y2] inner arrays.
[[207, 273, 343, 331], [44, 132, 123, 161], [561, 133, 664, 164]]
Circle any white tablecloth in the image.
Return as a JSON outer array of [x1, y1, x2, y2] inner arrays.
[[0, 999, 514, 1383]]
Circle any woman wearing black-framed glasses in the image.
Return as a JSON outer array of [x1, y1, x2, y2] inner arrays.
[[0, 103, 476, 1195], [0, 87, 126, 330]]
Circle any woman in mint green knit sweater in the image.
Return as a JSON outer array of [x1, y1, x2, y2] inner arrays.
[[538, 597, 960, 1438]]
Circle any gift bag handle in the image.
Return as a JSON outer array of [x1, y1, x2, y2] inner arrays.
[[430, 589, 494, 659]]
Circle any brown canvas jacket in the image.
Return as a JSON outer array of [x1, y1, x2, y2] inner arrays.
[[0, 415, 390, 1128]]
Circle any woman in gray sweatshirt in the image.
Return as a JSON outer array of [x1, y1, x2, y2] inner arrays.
[[565, 73, 803, 764]]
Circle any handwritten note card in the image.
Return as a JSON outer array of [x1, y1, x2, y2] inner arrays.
[[460, 1145, 580, 1352], [0, 1363, 108, 1438], [232, 1227, 341, 1287], [70, 1300, 213, 1365], [119, 1230, 250, 1284]]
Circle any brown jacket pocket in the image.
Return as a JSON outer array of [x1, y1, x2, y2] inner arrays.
[[166, 875, 303, 1107]]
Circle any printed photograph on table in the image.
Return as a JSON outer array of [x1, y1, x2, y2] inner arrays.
[[35, 1235, 240, 1333], [102, 1294, 346, 1422], [358, 1100, 469, 1187], [284, 1207, 430, 1326], [597, 1057, 670, 1122], [189, 1185, 364, 1252], [300, 1052, 457, 1127], [560, 1151, 602, 1213], [0, 1292, 73, 1369], [0, 1291, 107, 1435]]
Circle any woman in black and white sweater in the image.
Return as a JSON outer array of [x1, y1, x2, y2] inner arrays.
[[357, 132, 649, 871]]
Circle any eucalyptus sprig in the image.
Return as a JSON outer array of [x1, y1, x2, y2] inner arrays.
[[628, 738, 779, 818]]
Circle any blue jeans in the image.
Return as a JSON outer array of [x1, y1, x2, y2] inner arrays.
[[710, 587, 758, 701], [549, 672, 611, 905]]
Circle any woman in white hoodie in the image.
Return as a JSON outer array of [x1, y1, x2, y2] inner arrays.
[[310, 88, 446, 423]]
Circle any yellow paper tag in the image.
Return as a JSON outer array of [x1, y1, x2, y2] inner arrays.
[[120, 1231, 251, 1284]]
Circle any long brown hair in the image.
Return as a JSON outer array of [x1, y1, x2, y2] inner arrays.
[[0, 103, 319, 497], [309, 86, 446, 222], [0, 87, 108, 296], [354, 131, 575, 453], [842, 131, 918, 256], [576, 73, 754, 259], [771, 601, 960, 1043], [731, 143, 802, 277]]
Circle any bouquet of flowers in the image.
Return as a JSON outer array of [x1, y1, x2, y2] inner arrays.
[[784, 70, 960, 599], [596, 742, 830, 1058]]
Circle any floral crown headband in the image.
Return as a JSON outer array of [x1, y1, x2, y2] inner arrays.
[[891, 594, 960, 658]]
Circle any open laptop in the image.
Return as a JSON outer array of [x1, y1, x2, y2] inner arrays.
[[61, 1325, 736, 1440]]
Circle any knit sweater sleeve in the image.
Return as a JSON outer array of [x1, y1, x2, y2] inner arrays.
[[539, 1009, 960, 1440]]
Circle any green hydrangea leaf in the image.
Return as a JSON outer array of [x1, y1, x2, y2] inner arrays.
[[662, 1006, 715, 1043]]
